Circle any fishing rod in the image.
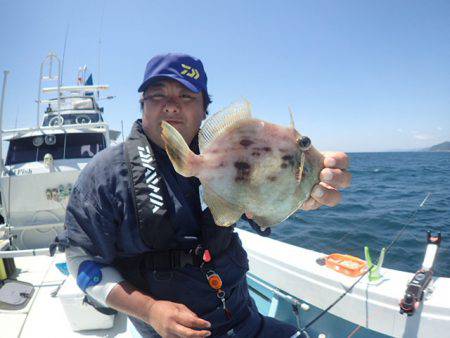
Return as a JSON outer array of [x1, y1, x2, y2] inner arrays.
[[299, 192, 432, 335]]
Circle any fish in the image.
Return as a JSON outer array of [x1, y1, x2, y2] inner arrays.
[[160, 101, 324, 228]]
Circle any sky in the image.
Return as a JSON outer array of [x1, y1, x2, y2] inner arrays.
[[0, 0, 449, 152]]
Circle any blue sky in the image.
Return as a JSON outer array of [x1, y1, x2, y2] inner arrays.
[[1, 0, 449, 152]]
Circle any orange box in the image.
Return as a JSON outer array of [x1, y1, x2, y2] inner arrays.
[[325, 253, 368, 277]]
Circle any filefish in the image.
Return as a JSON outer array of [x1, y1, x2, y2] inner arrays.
[[161, 101, 324, 228]]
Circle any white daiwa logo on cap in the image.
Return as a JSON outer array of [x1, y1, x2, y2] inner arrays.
[[180, 64, 200, 79]]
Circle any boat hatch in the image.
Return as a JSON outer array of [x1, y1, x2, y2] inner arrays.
[[5, 132, 106, 165]]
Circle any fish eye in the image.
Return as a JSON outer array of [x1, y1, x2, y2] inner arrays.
[[298, 136, 311, 151]]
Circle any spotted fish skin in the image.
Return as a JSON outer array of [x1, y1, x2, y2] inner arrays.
[[161, 103, 324, 228]]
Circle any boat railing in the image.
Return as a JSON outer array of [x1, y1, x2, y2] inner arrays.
[[0, 221, 61, 257], [37, 53, 62, 127], [0, 246, 51, 258], [247, 273, 301, 306], [41, 85, 109, 94], [2, 121, 111, 139], [247, 272, 305, 330], [0, 222, 63, 232]]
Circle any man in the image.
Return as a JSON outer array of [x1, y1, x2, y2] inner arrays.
[[65, 53, 351, 338]]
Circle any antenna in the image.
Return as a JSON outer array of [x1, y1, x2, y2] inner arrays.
[[0, 70, 10, 171], [97, 1, 106, 99], [60, 24, 70, 86], [121, 120, 124, 142], [0, 71, 9, 132], [15, 106, 19, 129]]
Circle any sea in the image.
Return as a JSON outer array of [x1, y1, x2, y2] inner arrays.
[[239, 152, 450, 277]]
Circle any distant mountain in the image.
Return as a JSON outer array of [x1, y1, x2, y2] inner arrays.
[[428, 141, 450, 152]]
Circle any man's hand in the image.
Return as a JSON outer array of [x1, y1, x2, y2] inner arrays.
[[146, 300, 211, 338], [302, 152, 351, 210]]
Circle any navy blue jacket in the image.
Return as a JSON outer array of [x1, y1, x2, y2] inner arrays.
[[65, 140, 260, 336]]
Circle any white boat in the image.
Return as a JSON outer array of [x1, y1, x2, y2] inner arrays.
[[0, 53, 119, 249], [0, 55, 449, 338], [1, 228, 449, 338]]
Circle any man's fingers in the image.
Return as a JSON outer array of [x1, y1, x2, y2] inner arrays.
[[320, 168, 352, 189], [175, 305, 211, 329], [310, 182, 342, 207], [174, 323, 211, 337], [301, 197, 321, 211], [322, 151, 349, 170], [177, 314, 211, 330], [302, 152, 349, 211], [245, 211, 254, 219]]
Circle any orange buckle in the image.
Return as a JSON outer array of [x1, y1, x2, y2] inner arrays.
[[206, 271, 223, 290]]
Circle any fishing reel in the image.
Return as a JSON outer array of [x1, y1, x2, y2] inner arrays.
[[399, 231, 441, 316]]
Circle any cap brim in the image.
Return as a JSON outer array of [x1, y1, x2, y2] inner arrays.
[[138, 75, 201, 93]]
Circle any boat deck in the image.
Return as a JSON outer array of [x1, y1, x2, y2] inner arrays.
[[2, 230, 450, 338], [0, 252, 136, 338]]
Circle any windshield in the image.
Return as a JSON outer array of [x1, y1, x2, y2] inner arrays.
[[5, 133, 106, 165]]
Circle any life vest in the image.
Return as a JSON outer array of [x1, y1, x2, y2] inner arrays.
[[123, 120, 175, 250], [116, 120, 236, 291]]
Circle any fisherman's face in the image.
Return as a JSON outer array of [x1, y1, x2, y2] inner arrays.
[[142, 79, 206, 148]]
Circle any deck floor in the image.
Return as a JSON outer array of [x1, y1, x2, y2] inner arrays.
[[1, 253, 134, 338]]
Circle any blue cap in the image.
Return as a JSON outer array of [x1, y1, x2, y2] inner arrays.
[[138, 53, 208, 94]]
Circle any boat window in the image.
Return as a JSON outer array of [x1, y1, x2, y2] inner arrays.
[[42, 113, 102, 126], [65, 133, 105, 159], [5, 133, 106, 165], [36, 135, 65, 161], [5, 138, 37, 165]]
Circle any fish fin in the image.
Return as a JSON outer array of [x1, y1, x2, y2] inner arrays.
[[296, 152, 306, 182], [253, 213, 288, 228], [288, 106, 295, 129], [199, 99, 252, 152], [161, 121, 198, 177], [203, 185, 243, 227]]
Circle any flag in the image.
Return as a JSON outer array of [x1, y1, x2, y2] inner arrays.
[[85, 74, 94, 96]]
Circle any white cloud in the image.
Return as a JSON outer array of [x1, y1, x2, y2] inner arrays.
[[436, 126, 443, 131], [397, 128, 403, 133], [413, 133, 434, 140]]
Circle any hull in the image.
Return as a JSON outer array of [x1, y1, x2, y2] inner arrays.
[[237, 229, 450, 338], [1, 159, 88, 249], [2, 229, 449, 337]]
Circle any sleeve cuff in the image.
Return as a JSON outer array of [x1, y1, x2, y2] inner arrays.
[[65, 245, 124, 306]]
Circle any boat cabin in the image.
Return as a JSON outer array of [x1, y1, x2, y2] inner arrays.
[[0, 53, 117, 249]]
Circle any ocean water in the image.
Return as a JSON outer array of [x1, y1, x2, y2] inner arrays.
[[239, 152, 450, 277]]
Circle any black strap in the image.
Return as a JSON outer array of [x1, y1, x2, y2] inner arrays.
[[200, 208, 235, 257], [114, 248, 205, 293], [117, 249, 204, 272], [83, 295, 118, 316], [124, 120, 175, 249]]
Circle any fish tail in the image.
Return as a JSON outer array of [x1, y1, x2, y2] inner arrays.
[[161, 121, 199, 177]]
